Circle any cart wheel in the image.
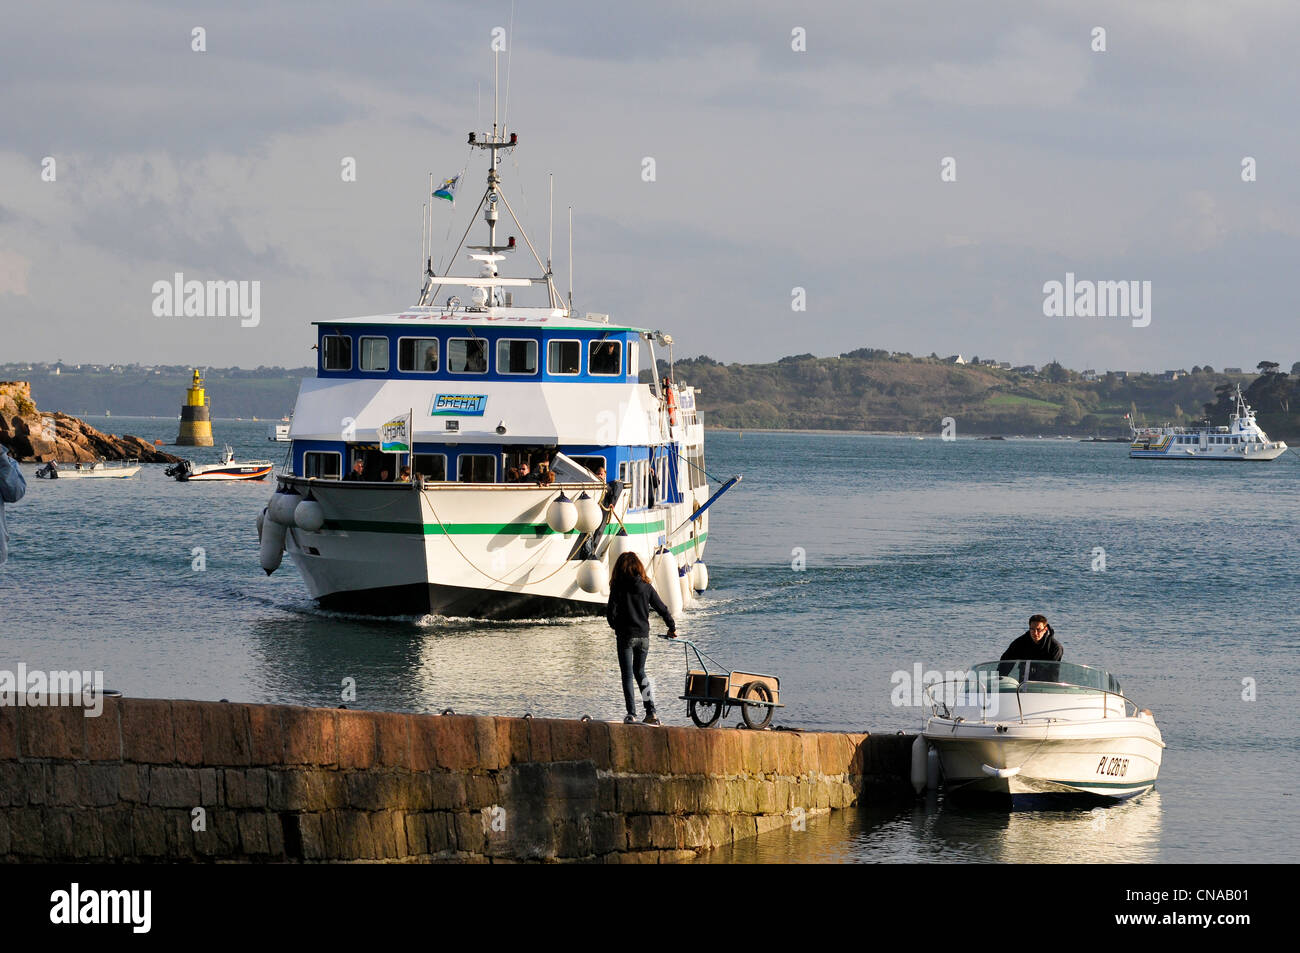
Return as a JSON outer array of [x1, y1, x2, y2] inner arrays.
[[740, 682, 774, 730], [688, 698, 724, 728]]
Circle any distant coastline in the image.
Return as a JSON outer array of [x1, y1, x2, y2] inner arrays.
[[5, 354, 1297, 440]]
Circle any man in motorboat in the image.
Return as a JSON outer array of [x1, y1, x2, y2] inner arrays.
[[1001, 614, 1063, 661]]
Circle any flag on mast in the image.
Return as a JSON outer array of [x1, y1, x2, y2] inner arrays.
[[433, 173, 461, 205]]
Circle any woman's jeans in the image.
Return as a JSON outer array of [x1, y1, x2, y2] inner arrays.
[[617, 636, 655, 716]]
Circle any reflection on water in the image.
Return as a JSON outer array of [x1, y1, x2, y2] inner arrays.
[[702, 791, 1164, 864]]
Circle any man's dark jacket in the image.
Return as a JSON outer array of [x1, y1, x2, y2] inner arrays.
[[606, 578, 675, 640], [1000, 629, 1064, 661]]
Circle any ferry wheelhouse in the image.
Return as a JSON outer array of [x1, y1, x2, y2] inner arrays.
[[257, 111, 734, 618], [1129, 386, 1287, 460]]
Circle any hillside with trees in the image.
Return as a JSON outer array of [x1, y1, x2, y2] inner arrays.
[[663, 353, 1300, 438]]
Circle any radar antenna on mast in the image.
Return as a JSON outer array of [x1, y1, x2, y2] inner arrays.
[[416, 47, 562, 312]]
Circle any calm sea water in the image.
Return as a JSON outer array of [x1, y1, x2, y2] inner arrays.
[[3, 419, 1297, 863]]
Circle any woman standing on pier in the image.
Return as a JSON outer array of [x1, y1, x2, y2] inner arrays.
[[607, 552, 676, 725]]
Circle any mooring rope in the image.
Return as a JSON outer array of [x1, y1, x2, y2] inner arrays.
[[419, 487, 577, 586]]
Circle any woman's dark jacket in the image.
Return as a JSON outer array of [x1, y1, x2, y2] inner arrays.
[[606, 578, 676, 639]]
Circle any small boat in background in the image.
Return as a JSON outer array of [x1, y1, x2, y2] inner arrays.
[[35, 459, 141, 480], [166, 446, 273, 482]]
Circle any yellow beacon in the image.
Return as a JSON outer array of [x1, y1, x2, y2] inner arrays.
[[176, 369, 214, 446]]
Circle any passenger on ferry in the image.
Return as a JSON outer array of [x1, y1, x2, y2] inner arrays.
[[538, 468, 555, 487], [344, 459, 365, 481], [378, 468, 391, 482], [505, 466, 520, 483], [423, 346, 437, 371], [397, 466, 411, 483], [1001, 614, 1063, 662], [516, 460, 530, 481], [594, 464, 606, 482]]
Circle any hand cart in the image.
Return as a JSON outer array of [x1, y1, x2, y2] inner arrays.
[[669, 637, 782, 729]]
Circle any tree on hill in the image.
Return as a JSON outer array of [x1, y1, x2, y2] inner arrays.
[[1257, 360, 1279, 374]]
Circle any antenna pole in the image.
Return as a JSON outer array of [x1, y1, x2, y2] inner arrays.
[[421, 202, 427, 285], [548, 173, 555, 307], [568, 206, 574, 315]]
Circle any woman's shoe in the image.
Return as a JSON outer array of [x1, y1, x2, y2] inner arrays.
[[643, 712, 661, 726], [623, 714, 637, 724]]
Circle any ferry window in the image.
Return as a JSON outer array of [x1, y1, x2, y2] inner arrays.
[[497, 338, 538, 375], [573, 455, 607, 479], [628, 341, 639, 376], [322, 335, 352, 370], [547, 339, 581, 375], [457, 454, 496, 483], [399, 338, 439, 372], [413, 453, 447, 480], [589, 340, 622, 376], [304, 451, 341, 479], [359, 336, 389, 371], [448, 338, 488, 374]]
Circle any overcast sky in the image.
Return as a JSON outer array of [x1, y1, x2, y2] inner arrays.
[[3, 1, 1299, 372]]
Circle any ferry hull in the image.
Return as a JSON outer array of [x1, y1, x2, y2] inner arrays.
[[279, 477, 709, 619]]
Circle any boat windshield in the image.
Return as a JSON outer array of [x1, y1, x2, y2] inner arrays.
[[971, 660, 1122, 695]]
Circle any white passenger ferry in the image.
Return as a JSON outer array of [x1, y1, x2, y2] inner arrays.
[[257, 108, 735, 618], [1130, 386, 1288, 460]]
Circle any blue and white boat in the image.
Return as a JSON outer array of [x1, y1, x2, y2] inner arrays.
[[257, 106, 735, 618], [1130, 385, 1287, 460]]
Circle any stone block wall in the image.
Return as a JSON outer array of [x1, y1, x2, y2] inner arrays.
[[0, 698, 915, 863]]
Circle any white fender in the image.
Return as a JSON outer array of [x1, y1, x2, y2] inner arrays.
[[573, 492, 603, 535], [653, 548, 683, 620], [607, 529, 634, 564], [259, 519, 287, 575], [268, 489, 303, 526], [910, 735, 928, 794], [690, 561, 708, 592], [576, 558, 604, 594], [546, 493, 577, 534], [256, 506, 266, 542], [294, 499, 324, 532]]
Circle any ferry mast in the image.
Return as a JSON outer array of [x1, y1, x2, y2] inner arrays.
[[417, 83, 561, 310]]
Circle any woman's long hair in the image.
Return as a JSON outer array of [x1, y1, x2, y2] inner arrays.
[[610, 551, 651, 588]]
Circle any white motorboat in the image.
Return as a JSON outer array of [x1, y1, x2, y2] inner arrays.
[[35, 459, 141, 480], [167, 446, 273, 482], [922, 660, 1165, 804], [1130, 385, 1287, 460]]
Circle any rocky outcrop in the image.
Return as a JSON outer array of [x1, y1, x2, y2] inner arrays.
[[0, 381, 182, 463]]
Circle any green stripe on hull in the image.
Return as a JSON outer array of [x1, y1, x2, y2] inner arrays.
[[323, 518, 672, 537]]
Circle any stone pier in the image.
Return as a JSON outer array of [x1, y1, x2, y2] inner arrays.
[[0, 697, 915, 863]]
